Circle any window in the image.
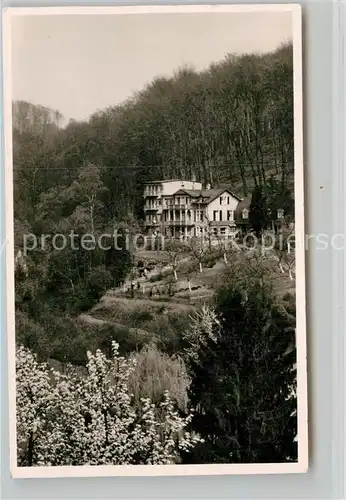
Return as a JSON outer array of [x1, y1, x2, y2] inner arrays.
[[220, 227, 226, 236], [220, 197, 224, 205], [227, 210, 234, 221], [227, 196, 230, 204], [213, 228, 218, 236], [213, 210, 218, 221], [219, 210, 223, 221], [200, 211, 204, 221]]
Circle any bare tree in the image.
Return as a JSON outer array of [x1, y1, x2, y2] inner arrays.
[[282, 247, 295, 280], [164, 239, 184, 281], [186, 236, 208, 274], [271, 224, 295, 278], [184, 260, 199, 293]]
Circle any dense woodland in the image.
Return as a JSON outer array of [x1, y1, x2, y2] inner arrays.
[[13, 42, 293, 226], [14, 42, 297, 466]]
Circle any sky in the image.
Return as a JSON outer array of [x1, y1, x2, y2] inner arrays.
[[11, 11, 293, 123]]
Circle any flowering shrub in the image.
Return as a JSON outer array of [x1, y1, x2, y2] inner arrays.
[[16, 343, 201, 466], [182, 305, 220, 364]]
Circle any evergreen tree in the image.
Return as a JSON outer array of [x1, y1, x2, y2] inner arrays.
[[249, 185, 269, 237], [265, 176, 295, 227], [183, 279, 297, 464]]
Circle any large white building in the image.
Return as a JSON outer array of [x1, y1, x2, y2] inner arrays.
[[143, 179, 242, 238]]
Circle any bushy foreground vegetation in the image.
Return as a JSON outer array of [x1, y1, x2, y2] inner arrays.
[[17, 268, 297, 466], [16, 342, 200, 466]]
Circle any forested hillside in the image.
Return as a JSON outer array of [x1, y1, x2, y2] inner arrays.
[[13, 42, 293, 229], [14, 41, 295, 364]]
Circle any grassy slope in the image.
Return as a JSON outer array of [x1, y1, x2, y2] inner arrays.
[[83, 249, 295, 336]]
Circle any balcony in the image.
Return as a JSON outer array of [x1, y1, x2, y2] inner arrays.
[[145, 221, 160, 226], [144, 205, 159, 211], [144, 187, 162, 197], [165, 220, 194, 226], [164, 204, 191, 210], [144, 192, 160, 198]]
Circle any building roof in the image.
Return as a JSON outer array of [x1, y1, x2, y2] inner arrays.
[[234, 195, 251, 220], [143, 179, 197, 185], [173, 187, 242, 203]]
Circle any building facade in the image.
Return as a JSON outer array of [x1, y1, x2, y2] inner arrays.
[[143, 179, 242, 238], [143, 180, 202, 234]]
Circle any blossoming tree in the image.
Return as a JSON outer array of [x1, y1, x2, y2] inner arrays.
[[16, 343, 201, 466]]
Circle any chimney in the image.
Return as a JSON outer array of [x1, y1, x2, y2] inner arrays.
[[191, 173, 196, 189], [206, 183, 211, 190]]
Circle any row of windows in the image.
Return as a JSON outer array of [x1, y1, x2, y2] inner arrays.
[[213, 210, 234, 222], [145, 194, 238, 206], [145, 213, 204, 223], [219, 196, 232, 205], [162, 210, 205, 222], [146, 208, 253, 222], [194, 227, 237, 235], [168, 196, 235, 206], [146, 214, 161, 223], [145, 199, 161, 209], [172, 196, 189, 205], [145, 185, 162, 195], [193, 227, 236, 235]]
